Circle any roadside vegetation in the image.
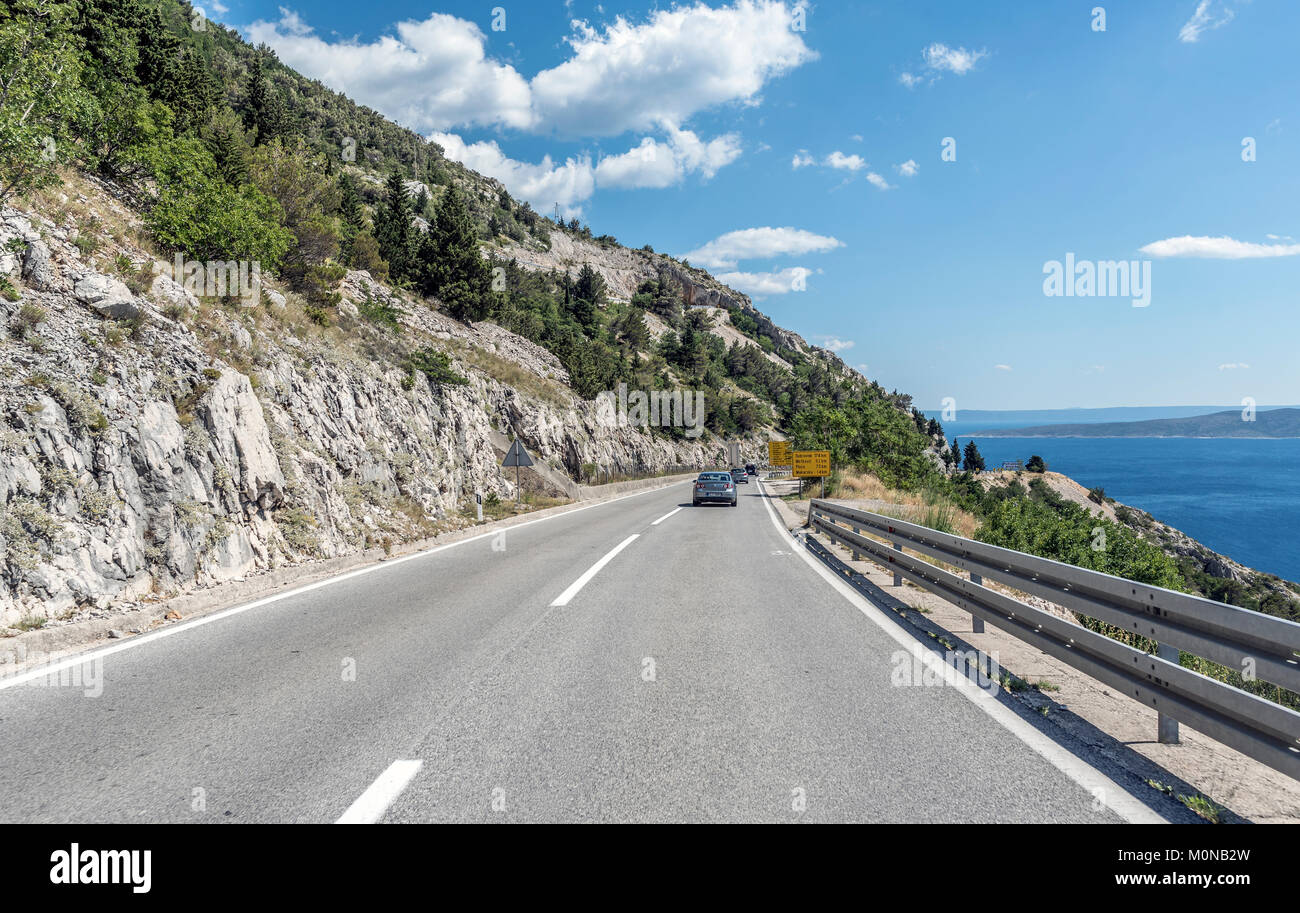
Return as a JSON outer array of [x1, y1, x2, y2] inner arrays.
[[809, 465, 1300, 713]]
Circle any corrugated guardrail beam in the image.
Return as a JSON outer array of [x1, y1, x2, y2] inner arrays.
[[812, 500, 1300, 693], [807, 501, 1300, 782]]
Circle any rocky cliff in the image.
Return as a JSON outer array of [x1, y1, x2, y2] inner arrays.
[[0, 179, 763, 628]]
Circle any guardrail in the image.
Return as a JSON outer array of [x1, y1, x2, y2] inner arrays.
[[806, 499, 1300, 781]]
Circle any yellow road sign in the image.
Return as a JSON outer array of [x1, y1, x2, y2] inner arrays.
[[792, 450, 830, 478], [767, 440, 791, 466]]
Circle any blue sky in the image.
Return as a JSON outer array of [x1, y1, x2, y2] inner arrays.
[[216, 0, 1299, 412]]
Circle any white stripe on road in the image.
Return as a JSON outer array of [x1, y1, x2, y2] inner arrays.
[[0, 481, 690, 692], [754, 480, 1167, 825], [651, 507, 683, 526], [336, 759, 423, 824], [550, 534, 640, 606]]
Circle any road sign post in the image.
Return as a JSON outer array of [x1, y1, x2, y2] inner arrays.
[[501, 439, 535, 505], [792, 450, 831, 501], [475, 490, 483, 522]]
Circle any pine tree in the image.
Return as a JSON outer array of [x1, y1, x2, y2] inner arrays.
[[373, 170, 414, 281], [336, 171, 365, 262], [423, 185, 491, 322], [207, 123, 248, 186], [962, 440, 985, 473], [242, 54, 285, 146]]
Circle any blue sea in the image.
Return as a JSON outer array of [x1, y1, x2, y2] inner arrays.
[[950, 437, 1300, 582]]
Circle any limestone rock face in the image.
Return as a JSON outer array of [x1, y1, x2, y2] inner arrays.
[[73, 273, 142, 320], [0, 200, 757, 627]]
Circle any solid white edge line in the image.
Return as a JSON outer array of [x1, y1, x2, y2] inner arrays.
[[651, 507, 683, 526], [336, 759, 424, 824], [755, 479, 1167, 825], [0, 481, 690, 691], [550, 534, 640, 607]]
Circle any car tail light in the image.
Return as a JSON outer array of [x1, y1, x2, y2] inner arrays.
[[695, 482, 705, 489]]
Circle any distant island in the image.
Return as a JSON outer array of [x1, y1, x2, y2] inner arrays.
[[971, 408, 1300, 438]]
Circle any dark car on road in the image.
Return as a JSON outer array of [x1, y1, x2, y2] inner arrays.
[[693, 471, 738, 506], [745, 463, 757, 476]]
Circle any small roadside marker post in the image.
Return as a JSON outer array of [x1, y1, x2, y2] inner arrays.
[[475, 490, 483, 522], [501, 439, 535, 506]]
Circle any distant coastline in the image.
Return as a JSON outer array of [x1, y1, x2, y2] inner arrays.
[[967, 407, 1300, 439]]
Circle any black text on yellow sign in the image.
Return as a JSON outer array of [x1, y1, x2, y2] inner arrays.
[[767, 440, 791, 466], [792, 450, 830, 478]]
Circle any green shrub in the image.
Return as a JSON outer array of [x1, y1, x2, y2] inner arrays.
[[277, 507, 320, 554], [80, 488, 122, 523], [357, 289, 404, 330], [48, 381, 109, 435], [405, 347, 468, 387], [0, 499, 61, 571], [10, 302, 44, 336]]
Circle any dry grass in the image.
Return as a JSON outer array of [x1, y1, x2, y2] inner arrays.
[[440, 335, 572, 408], [827, 469, 980, 539]]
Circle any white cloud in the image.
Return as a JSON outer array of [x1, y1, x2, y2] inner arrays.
[[896, 159, 919, 177], [661, 124, 743, 179], [530, 0, 816, 137], [923, 42, 987, 75], [1179, 1, 1236, 43], [1140, 235, 1300, 259], [245, 11, 534, 132], [850, 134, 864, 143], [790, 151, 891, 188], [825, 151, 866, 171], [716, 266, 813, 296], [900, 42, 987, 87], [818, 337, 855, 352], [431, 132, 593, 214], [433, 125, 740, 209], [594, 138, 681, 189], [1266, 233, 1294, 241], [594, 127, 742, 188], [246, 2, 815, 140], [994, 364, 1012, 371], [210, 1, 229, 14], [1218, 362, 1250, 370], [683, 227, 843, 269]]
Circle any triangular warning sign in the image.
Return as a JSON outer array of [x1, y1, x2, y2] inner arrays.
[[502, 439, 534, 467]]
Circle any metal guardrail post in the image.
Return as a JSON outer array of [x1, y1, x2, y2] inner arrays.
[[969, 572, 985, 634], [1158, 642, 1181, 744], [851, 526, 861, 561], [893, 542, 903, 587]]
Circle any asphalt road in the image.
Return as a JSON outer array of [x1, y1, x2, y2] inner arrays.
[[0, 479, 1138, 822]]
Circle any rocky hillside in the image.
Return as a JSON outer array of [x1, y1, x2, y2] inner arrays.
[[0, 177, 763, 628]]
